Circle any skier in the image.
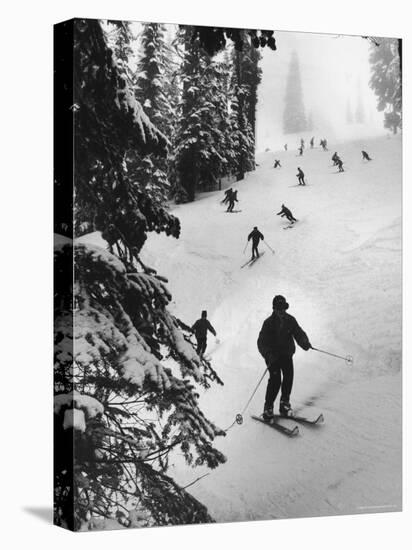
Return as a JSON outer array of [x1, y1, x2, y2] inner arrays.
[[227, 189, 238, 212], [276, 204, 297, 223], [273, 159, 281, 168], [362, 150, 372, 161], [248, 226, 264, 260], [257, 295, 312, 419], [284, 143, 288, 151], [221, 187, 233, 205], [331, 152, 339, 165], [310, 137, 315, 148], [298, 145, 304, 156], [336, 158, 344, 172], [191, 310, 217, 357], [300, 138, 305, 150], [296, 167, 306, 185]]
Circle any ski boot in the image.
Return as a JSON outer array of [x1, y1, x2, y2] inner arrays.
[[279, 400, 293, 417], [262, 407, 274, 421]]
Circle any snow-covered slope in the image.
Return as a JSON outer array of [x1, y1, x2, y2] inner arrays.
[[142, 134, 402, 521]]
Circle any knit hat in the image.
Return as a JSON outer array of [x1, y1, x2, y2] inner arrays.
[[272, 295, 289, 310]]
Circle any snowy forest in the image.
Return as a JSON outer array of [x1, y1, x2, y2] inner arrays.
[[54, 19, 402, 531]]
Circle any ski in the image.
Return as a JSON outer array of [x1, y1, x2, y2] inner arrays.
[[240, 258, 255, 269], [224, 210, 242, 213], [251, 415, 299, 437], [248, 251, 265, 267], [273, 413, 324, 425]]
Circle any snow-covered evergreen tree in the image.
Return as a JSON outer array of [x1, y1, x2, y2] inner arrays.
[[369, 37, 402, 134], [54, 19, 225, 531], [283, 51, 307, 134], [171, 27, 231, 200]]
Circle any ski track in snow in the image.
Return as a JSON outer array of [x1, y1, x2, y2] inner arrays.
[[83, 135, 403, 521]]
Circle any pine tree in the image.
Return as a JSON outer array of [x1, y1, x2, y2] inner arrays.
[[135, 23, 172, 136], [283, 51, 307, 134], [172, 27, 231, 200], [229, 33, 259, 181], [369, 37, 402, 134], [54, 19, 226, 530]]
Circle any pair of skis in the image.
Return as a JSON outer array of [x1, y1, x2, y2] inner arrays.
[[251, 412, 324, 437], [241, 251, 265, 269]]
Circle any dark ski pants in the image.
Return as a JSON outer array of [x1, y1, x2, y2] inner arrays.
[[287, 214, 297, 222], [251, 242, 260, 259], [227, 201, 235, 212], [264, 355, 294, 410], [298, 177, 305, 185], [196, 337, 207, 356]]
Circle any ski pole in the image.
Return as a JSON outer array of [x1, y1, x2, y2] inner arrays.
[[263, 240, 275, 254], [311, 346, 354, 365], [225, 368, 268, 430], [242, 240, 249, 254]]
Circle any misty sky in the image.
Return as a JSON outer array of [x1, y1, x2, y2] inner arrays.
[[257, 31, 385, 151]]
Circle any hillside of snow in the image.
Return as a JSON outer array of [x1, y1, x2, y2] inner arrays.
[[80, 134, 402, 522]]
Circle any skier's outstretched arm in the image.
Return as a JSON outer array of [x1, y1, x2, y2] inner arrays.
[[292, 319, 311, 351], [191, 321, 199, 333], [207, 321, 216, 337]]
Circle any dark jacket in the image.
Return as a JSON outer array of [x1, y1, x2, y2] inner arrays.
[[277, 206, 292, 217], [192, 318, 216, 340], [248, 229, 264, 245], [257, 311, 310, 360]]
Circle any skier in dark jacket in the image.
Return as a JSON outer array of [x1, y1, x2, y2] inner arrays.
[[310, 137, 315, 148], [257, 295, 311, 419], [331, 152, 339, 165], [298, 145, 304, 156], [227, 190, 238, 212], [362, 150, 372, 161], [336, 158, 344, 172], [192, 310, 217, 357], [248, 226, 264, 260], [273, 159, 281, 168], [296, 167, 306, 185], [221, 187, 233, 205], [276, 204, 297, 223]]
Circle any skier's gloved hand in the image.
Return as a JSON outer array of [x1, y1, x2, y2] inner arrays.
[[303, 342, 312, 351]]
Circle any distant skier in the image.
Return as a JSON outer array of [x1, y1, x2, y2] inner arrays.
[[310, 137, 315, 148], [227, 189, 238, 212], [248, 226, 264, 260], [320, 139, 328, 151], [362, 150, 372, 161], [331, 152, 339, 165], [273, 159, 281, 168], [300, 138, 305, 149], [221, 187, 233, 205], [298, 145, 304, 156], [296, 167, 306, 186], [257, 295, 312, 419], [284, 143, 288, 151], [191, 310, 217, 357], [336, 158, 344, 172], [276, 204, 297, 223]]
